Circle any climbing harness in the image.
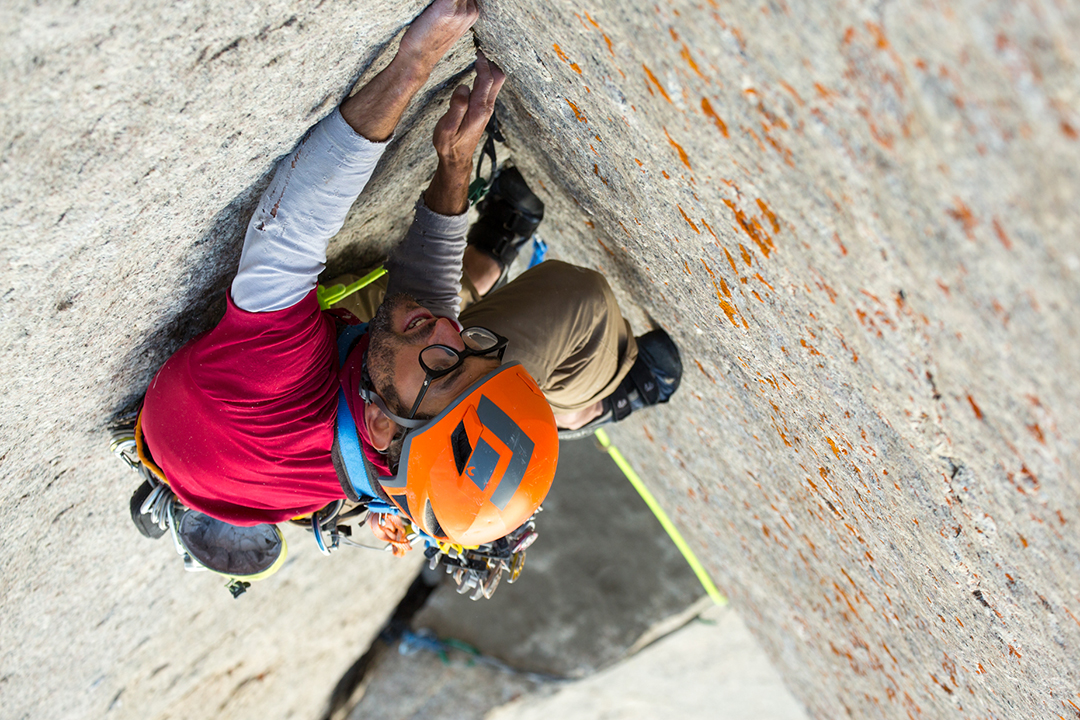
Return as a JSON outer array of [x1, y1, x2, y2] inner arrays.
[[113, 411, 541, 600], [111, 413, 289, 598]]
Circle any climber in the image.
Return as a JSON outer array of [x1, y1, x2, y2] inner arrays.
[[135, 0, 682, 553]]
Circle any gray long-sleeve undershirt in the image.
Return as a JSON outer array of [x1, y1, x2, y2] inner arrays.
[[385, 196, 469, 319], [231, 107, 470, 317]]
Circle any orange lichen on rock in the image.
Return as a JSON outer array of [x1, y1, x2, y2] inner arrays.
[[865, 21, 890, 49], [760, 123, 796, 166], [826, 437, 842, 458], [967, 394, 984, 420], [681, 44, 706, 79], [695, 359, 716, 383], [738, 244, 753, 266], [700, 218, 718, 239], [779, 80, 805, 106], [643, 64, 674, 103], [701, 260, 742, 327], [701, 97, 730, 137], [664, 128, 692, 170], [757, 199, 780, 233], [566, 99, 588, 122], [722, 247, 739, 274], [992, 217, 1012, 250], [723, 198, 775, 257], [947, 197, 977, 240], [742, 125, 767, 153], [815, 82, 836, 100], [678, 205, 700, 233]]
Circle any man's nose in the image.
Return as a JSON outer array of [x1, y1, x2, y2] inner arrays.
[[430, 317, 465, 350]]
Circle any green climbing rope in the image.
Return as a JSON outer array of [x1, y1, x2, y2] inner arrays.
[[594, 428, 727, 606]]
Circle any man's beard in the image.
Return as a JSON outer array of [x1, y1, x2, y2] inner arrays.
[[366, 292, 416, 416]]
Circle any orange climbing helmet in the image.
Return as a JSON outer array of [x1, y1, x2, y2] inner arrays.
[[375, 362, 559, 547]]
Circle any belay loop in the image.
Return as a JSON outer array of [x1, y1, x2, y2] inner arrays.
[[468, 115, 504, 207]]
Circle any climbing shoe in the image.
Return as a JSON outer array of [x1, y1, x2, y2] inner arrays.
[[467, 165, 544, 290], [558, 328, 683, 440]]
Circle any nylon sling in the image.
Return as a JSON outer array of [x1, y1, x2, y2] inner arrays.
[[332, 322, 382, 502]]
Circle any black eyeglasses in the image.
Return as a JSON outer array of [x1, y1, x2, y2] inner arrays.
[[407, 327, 508, 419]]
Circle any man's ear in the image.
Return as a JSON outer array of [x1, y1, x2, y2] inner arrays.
[[364, 401, 398, 451]]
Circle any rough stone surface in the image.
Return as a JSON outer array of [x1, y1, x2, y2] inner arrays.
[[4, 0, 1080, 719], [476, 2, 1080, 717], [344, 635, 546, 720], [487, 603, 808, 720]]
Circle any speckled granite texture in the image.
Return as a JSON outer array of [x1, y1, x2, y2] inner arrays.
[[2, 0, 1079, 718]]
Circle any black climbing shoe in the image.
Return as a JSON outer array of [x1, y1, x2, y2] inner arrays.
[[558, 328, 683, 440], [467, 166, 544, 291], [609, 328, 682, 419]]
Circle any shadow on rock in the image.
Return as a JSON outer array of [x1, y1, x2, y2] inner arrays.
[[107, 170, 272, 419]]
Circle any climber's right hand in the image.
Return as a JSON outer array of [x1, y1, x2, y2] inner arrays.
[[398, 0, 479, 77]]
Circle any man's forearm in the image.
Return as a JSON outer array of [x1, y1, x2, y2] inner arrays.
[[423, 159, 471, 216], [385, 194, 470, 318], [340, 58, 428, 143], [423, 51, 505, 214], [341, 0, 480, 142]]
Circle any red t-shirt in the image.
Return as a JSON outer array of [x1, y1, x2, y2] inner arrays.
[[142, 289, 349, 525]]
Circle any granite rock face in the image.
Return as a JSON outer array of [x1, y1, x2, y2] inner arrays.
[[477, 1, 1080, 718], [3, 0, 1079, 719]]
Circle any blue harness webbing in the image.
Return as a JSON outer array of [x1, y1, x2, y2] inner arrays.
[[334, 323, 381, 501]]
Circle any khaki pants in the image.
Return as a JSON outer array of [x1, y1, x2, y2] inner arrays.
[[328, 260, 637, 413]]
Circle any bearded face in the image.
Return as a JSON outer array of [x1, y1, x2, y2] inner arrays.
[[365, 292, 418, 417]]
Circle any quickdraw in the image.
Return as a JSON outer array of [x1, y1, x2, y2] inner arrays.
[[467, 115, 504, 207], [419, 513, 539, 601]]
